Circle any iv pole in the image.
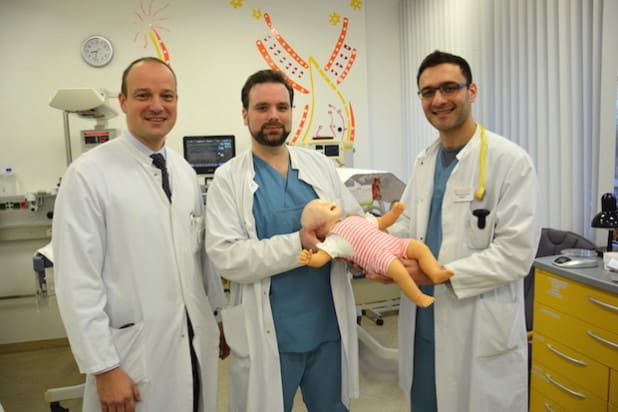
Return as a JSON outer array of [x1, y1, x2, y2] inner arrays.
[[62, 111, 73, 166], [49, 88, 118, 166]]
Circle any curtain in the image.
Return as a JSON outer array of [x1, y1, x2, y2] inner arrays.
[[400, 0, 616, 238]]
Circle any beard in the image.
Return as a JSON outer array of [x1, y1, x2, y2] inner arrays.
[[251, 123, 290, 147]]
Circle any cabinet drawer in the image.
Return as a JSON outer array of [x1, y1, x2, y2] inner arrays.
[[531, 363, 606, 411], [530, 389, 569, 412], [535, 269, 618, 335], [533, 332, 609, 399], [610, 404, 618, 412], [535, 303, 618, 370], [611, 369, 618, 408]]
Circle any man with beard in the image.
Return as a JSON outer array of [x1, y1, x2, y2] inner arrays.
[[205, 69, 363, 412]]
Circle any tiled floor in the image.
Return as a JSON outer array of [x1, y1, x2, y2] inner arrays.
[[0, 296, 407, 411]]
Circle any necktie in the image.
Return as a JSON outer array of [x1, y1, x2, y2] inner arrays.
[[150, 153, 172, 202]]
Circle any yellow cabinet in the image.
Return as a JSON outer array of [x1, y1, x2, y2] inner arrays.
[[531, 264, 618, 412], [535, 269, 618, 336], [530, 389, 569, 412], [531, 363, 606, 411], [532, 332, 608, 399], [611, 369, 618, 409]]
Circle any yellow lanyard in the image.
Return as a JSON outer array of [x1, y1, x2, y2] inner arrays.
[[474, 124, 487, 201]]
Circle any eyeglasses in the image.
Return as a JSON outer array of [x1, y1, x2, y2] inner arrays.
[[417, 82, 468, 100]]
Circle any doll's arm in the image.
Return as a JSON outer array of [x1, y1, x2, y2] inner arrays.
[[376, 202, 405, 230], [299, 249, 334, 268]]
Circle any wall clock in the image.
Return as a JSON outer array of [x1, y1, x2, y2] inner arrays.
[[80, 35, 114, 68]]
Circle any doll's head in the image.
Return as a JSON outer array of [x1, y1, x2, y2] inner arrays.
[[300, 199, 343, 238]]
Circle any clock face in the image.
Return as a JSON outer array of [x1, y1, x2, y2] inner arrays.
[[81, 35, 114, 67]]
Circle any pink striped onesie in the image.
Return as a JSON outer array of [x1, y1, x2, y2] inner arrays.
[[324, 215, 410, 275]]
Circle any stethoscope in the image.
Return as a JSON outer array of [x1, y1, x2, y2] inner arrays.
[[472, 124, 489, 229], [474, 123, 487, 201]]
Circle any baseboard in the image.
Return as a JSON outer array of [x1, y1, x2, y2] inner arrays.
[[0, 337, 69, 354]]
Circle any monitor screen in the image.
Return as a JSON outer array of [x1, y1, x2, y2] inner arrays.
[[183, 135, 236, 175]]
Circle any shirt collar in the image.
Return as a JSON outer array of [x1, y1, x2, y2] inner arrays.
[[122, 130, 167, 159]]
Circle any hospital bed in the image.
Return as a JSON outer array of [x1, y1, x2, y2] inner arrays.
[[352, 276, 400, 360], [337, 168, 405, 360], [31, 246, 84, 411], [44, 384, 84, 412]]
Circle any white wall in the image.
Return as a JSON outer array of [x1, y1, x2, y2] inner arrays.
[[365, 0, 404, 179], [0, 0, 402, 297]]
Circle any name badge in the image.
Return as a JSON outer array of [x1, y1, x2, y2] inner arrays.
[[453, 187, 474, 202]]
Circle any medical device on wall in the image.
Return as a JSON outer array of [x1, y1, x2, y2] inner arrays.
[[183, 135, 236, 187], [80, 129, 115, 152], [49, 88, 119, 165], [295, 138, 354, 167]]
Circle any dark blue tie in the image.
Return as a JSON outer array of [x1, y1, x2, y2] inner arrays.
[[150, 153, 172, 202]]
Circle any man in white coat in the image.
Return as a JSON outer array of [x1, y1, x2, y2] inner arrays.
[[375, 50, 540, 411], [53, 57, 227, 412], [205, 69, 362, 412]]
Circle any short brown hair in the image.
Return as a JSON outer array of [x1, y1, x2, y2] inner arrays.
[[241, 69, 294, 109]]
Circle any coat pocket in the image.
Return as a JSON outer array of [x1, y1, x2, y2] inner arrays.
[[465, 208, 495, 249], [473, 298, 518, 358], [110, 322, 147, 383], [221, 304, 250, 358], [190, 213, 205, 253]]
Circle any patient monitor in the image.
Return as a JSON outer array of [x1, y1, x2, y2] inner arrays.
[[295, 138, 354, 167], [49, 88, 119, 165]]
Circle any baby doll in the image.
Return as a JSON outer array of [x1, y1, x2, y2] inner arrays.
[[298, 199, 453, 307]]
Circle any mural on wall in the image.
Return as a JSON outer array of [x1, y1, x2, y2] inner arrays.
[[133, 0, 172, 63], [229, 0, 363, 158]]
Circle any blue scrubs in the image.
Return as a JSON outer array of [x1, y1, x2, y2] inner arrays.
[[410, 146, 459, 412], [252, 155, 347, 412]]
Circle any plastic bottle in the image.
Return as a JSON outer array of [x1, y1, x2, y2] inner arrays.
[[3, 168, 17, 195]]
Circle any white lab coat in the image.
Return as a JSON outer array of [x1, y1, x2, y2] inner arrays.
[[205, 146, 362, 412], [391, 126, 540, 411], [53, 135, 226, 412]]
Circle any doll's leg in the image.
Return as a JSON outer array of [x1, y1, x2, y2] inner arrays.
[[405, 239, 453, 283], [386, 259, 435, 307]]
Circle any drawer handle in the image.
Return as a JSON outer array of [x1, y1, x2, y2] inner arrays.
[[588, 296, 618, 312], [586, 330, 618, 349], [543, 402, 555, 412], [546, 344, 587, 366], [545, 374, 586, 399]]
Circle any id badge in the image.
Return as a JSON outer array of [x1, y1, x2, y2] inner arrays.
[[453, 187, 474, 202]]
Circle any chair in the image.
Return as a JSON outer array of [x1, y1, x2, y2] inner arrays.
[[524, 228, 597, 333]]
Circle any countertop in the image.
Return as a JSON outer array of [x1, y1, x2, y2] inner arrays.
[[534, 255, 618, 294]]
